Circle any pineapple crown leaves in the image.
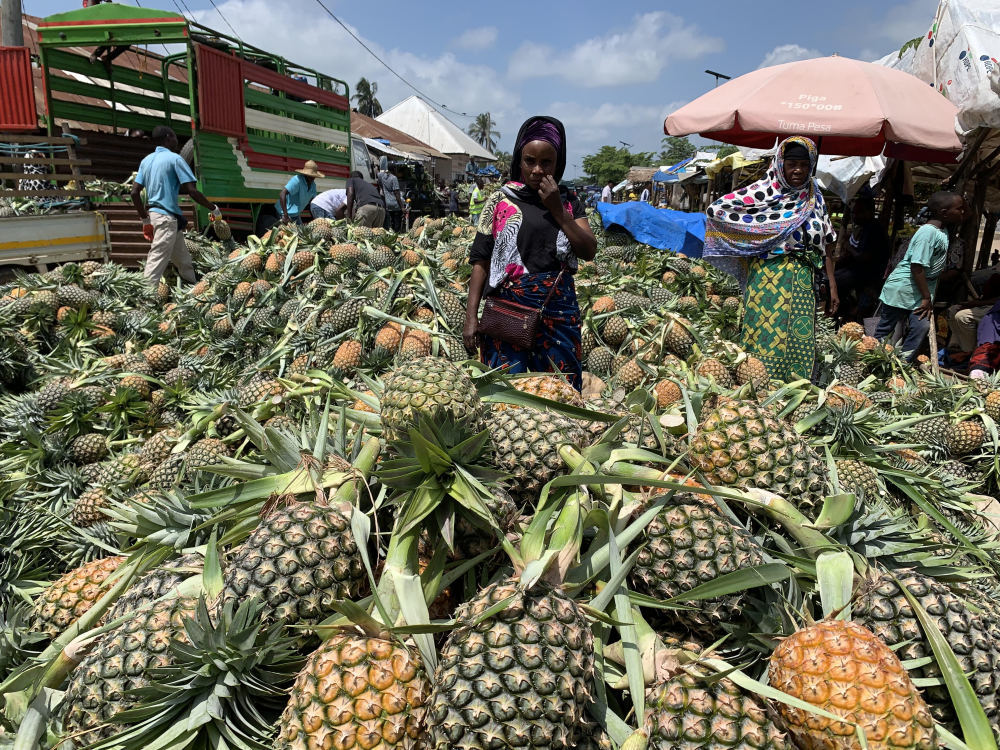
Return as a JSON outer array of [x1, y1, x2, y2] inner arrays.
[[104, 491, 215, 552], [378, 417, 504, 542], [103, 596, 303, 750]]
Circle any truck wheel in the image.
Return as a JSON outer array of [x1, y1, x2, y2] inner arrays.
[[180, 139, 195, 167]]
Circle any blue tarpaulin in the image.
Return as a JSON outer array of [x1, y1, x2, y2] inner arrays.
[[652, 156, 695, 183], [597, 201, 705, 258]]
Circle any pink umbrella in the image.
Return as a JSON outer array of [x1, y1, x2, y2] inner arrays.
[[665, 56, 962, 163]]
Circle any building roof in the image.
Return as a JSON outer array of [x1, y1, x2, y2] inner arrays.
[[350, 111, 448, 160], [376, 96, 496, 161], [626, 167, 657, 183]]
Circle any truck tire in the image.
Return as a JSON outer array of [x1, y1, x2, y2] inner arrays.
[[180, 139, 195, 167]]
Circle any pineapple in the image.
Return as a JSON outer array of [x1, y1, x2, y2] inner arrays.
[[211, 216, 232, 240], [143, 343, 180, 373], [220, 500, 366, 626], [695, 357, 734, 388], [106, 553, 204, 621], [734, 355, 769, 389], [653, 378, 682, 408], [910, 416, 950, 448], [265, 251, 286, 275], [70, 487, 109, 527], [854, 568, 1000, 734], [587, 346, 614, 377], [591, 295, 616, 314], [374, 322, 403, 358], [380, 357, 485, 442], [769, 619, 936, 750], [308, 217, 334, 240], [984, 390, 1000, 422], [491, 405, 587, 506], [186, 437, 229, 470], [291, 250, 315, 273], [689, 400, 827, 513], [428, 577, 594, 749], [509, 374, 584, 407], [240, 252, 264, 275], [275, 633, 430, 750], [30, 556, 125, 637], [436, 290, 466, 329], [629, 494, 765, 636], [326, 297, 365, 336], [68, 433, 108, 465], [946, 419, 986, 456], [834, 459, 880, 501], [825, 384, 873, 412], [615, 358, 645, 392], [601, 314, 629, 347], [662, 314, 695, 358], [332, 339, 364, 371], [644, 672, 793, 750], [839, 321, 865, 341], [399, 330, 431, 359], [61, 596, 197, 746]]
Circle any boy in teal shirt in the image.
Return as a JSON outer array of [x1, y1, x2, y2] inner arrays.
[[874, 191, 966, 361]]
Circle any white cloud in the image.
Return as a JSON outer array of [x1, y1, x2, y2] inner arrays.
[[454, 26, 498, 50], [507, 12, 724, 87], [188, 0, 519, 125], [758, 44, 823, 69]]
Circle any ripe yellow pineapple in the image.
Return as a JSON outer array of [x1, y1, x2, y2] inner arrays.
[[374, 323, 403, 358], [30, 556, 126, 637], [769, 619, 936, 750], [332, 340, 364, 371], [275, 633, 430, 750], [653, 378, 682, 408]]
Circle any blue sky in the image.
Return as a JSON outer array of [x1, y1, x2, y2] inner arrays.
[[22, 0, 940, 177]]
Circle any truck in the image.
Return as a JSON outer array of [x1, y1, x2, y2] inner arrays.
[[1, 2, 375, 243]]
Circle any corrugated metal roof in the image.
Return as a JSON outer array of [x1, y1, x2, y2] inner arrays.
[[0, 46, 37, 130], [350, 111, 448, 159]]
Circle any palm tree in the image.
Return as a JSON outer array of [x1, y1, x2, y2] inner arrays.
[[467, 113, 499, 152], [352, 78, 382, 118]]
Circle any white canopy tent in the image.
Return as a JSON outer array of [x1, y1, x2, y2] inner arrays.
[[376, 96, 496, 168]]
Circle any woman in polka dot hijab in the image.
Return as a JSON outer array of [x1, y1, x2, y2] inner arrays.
[[703, 136, 839, 381]]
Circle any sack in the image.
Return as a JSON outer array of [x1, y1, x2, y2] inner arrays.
[[478, 296, 542, 348], [477, 268, 565, 348]]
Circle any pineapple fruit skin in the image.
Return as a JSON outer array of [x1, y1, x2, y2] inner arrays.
[[629, 495, 765, 637], [854, 569, 1000, 736], [769, 619, 936, 750], [428, 578, 595, 749], [380, 357, 485, 443], [275, 634, 430, 750], [689, 401, 826, 513], [219, 501, 366, 627], [62, 596, 197, 746], [644, 673, 793, 750], [30, 556, 125, 638]]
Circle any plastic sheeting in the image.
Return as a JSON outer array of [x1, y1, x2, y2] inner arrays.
[[597, 201, 705, 257], [876, 0, 1000, 133]]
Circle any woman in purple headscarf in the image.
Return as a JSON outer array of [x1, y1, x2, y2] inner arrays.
[[463, 116, 597, 389]]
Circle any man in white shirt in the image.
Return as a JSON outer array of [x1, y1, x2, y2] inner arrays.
[[310, 188, 347, 220], [601, 180, 613, 203]]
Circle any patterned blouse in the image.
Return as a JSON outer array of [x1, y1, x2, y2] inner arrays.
[[469, 183, 586, 290]]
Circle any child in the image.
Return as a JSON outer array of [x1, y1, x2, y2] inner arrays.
[[874, 191, 966, 362]]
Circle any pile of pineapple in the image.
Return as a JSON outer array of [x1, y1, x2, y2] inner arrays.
[[1, 212, 1000, 750]]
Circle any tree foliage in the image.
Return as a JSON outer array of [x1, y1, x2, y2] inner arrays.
[[352, 78, 382, 118], [493, 150, 512, 174], [468, 113, 500, 152], [581, 146, 655, 186], [658, 136, 697, 165], [704, 144, 740, 158]]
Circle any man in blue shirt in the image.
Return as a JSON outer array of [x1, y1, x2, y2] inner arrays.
[[277, 160, 323, 224], [131, 126, 219, 285]]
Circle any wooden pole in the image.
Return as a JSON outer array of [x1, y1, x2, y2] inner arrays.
[[928, 309, 940, 376], [1, 0, 24, 47]]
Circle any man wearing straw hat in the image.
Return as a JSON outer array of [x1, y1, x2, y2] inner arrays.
[[277, 159, 323, 225]]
